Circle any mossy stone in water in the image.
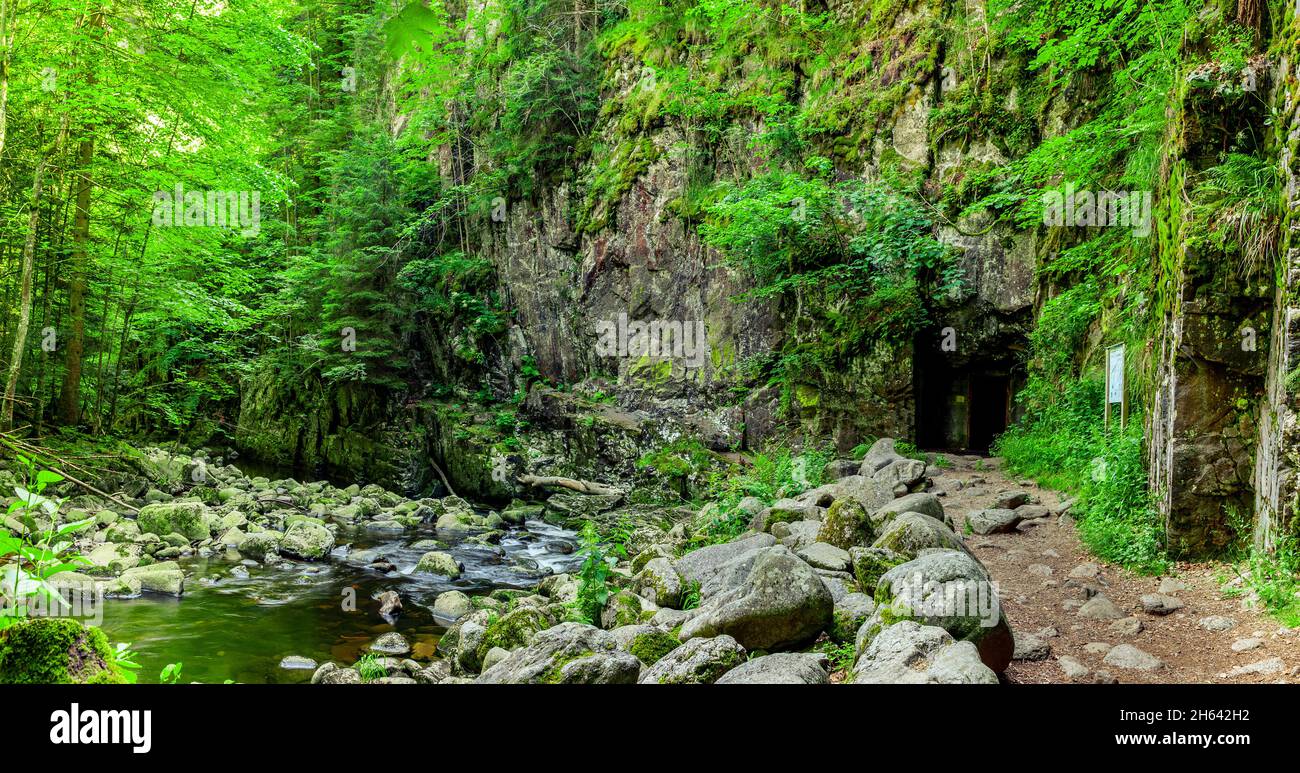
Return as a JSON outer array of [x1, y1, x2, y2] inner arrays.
[[0, 618, 127, 684]]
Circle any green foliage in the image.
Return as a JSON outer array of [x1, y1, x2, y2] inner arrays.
[[570, 521, 615, 625], [685, 446, 831, 549], [159, 661, 184, 684], [997, 379, 1168, 574], [814, 637, 856, 674], [1189, 153, 1282, 279], [0, 455, 93, 628], [354, 652, 388, 682]]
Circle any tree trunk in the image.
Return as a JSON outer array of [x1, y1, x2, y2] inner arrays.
[[2, 118, 67, 430], [58, 129, 93, 425]]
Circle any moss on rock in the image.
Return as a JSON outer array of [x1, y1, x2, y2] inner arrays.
[[0, 618, 127, 684]]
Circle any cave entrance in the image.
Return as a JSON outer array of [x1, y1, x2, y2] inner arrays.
[[914, 337, 1024, 455]]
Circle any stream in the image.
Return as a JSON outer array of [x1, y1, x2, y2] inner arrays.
[[95, 515, 583, 684]]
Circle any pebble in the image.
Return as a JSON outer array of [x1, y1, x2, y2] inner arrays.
[[1108, 617, 1144, 637], [1223, 657, 1285, 677], [1158, 577, 1186, 594], [1140, 593, 1184, 616], [1103, 644, 1165, 671], [1069, 562, 1101, 580], [1058, 656, 1090, 680], [1230, 637, 1263, 652], [1013, 632, 1052, 661], [1078, 594, 1125, 620], [1198, 615, 1236, 632]]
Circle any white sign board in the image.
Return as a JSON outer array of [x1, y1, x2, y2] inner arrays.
[[1106, 344, 1124, 404]]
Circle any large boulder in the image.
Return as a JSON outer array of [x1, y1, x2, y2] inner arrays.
[[750, 499, 823, 533], [858, 438, 905, 474], [478, 606, 552, 660], [636, 558, 684, 608], [414, 550, 462, 578], [715, 652, 831, 684], [848, 546, 908, 595], [477, 623, 640, 684], [437, 609, 492, 674], [638, 635, 747, 684], [672, 533, 775, 587], [852, 621, 997, 684], [278, 520, 334, 560], [237, 531, 281, 560], [966, 508, 1022, 535], [863, 550, 1013, 673], [120, 561, 184, 596], [679, 545, 833, 651], [136, 501, 210, 542], [871, 512, 968, 559], [873, 458, 927, 490], [816, 499, 875, 549], [824, 475, 894, 512], [872, 493, 947, 528]]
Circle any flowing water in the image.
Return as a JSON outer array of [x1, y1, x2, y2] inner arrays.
[[96, 518, 582, 684]]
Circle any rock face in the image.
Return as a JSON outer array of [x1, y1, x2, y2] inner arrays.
[[679, 545, 833, 651], [638, 635, 747, 684], [852, 621, 997, 684], [477, 623, 641, 684]]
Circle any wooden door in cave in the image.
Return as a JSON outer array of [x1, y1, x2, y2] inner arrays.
[[968, 373, 1012, 454]]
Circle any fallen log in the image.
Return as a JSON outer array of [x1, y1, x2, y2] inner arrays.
[[516, 474, 625, 497]]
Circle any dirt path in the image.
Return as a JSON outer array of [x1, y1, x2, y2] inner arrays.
[[932, 455, 1298, 684]]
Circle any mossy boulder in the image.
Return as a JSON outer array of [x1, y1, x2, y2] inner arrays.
[[414, 550, 461, 578], [626, 629, 680, 665], [120, 561, 184, 596], [600, 590, 654, 629], [848, 545, 908, 595], [817, 499, 875, 549], [870, 512, 968, 560], [477, 607, 552, 660], [278, 520, 335, 560], [0, 618, 127, 684], [477, 623, 640, 684], [136, 501, 210, 542], [238, 531, 281, 560], [637, 635, 747, 684]]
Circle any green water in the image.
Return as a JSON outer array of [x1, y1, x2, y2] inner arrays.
[[96, 520, 582, 684]]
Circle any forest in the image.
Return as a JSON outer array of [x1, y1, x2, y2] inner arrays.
[[0, 0, 1297, 698]]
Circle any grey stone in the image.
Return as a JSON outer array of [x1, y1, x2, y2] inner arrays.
[[1078, 594, 1126, 620], [1140, 593, 1183, 616], [1102, 644, 1164, 671], [477, 623, 641, 684], [715, 652, 830, 684], [680, 545, 833, 651], [639, 635, 747, 684], [796, 542, 852, 572], [966, 508, 1022, 535], [673, 533, 776, 587], [852, 621, 997, 684]]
